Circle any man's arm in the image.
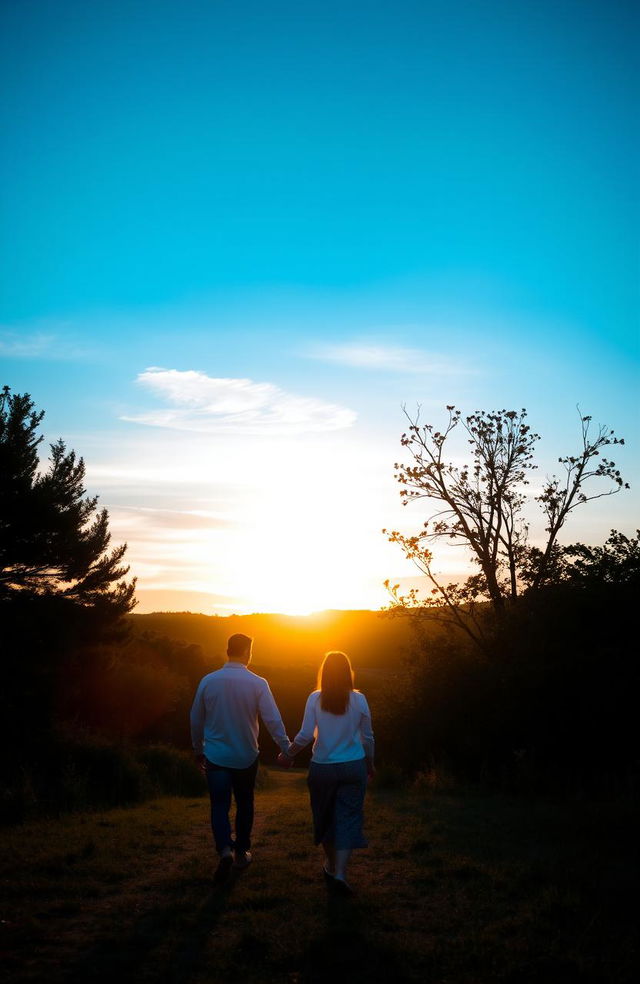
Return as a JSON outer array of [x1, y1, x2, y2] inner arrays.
[[190, 679, 206, 769], [257, 682, 290, 754]]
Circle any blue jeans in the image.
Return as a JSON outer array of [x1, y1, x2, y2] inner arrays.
[[205, 756, 259, 855]]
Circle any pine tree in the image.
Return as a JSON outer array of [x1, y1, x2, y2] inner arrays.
[[0, 385, 136, 616]]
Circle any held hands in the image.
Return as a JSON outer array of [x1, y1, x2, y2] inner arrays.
[[277, 752, 294, 769]]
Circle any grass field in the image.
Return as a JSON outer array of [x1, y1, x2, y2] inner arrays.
[[1, 769, 637, 983]]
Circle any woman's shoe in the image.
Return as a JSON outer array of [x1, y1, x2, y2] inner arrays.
[[233, 850, 252, 870]]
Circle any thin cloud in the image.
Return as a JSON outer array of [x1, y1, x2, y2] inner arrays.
[[0, 332, 57, 358], [123, 367, 357, 434], [309, 342, 475, 375], [114, 506, 235, 532], [0, 328, 96, 360], [134, 588, 239, 614]]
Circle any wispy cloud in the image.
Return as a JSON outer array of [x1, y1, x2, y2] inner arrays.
[[113, 505, 235, 533], [308, 342, 475, 375], [0, 328, 96, 360], [0, 332, 58, 358], [134, 588, 239, 614], [122, 368, 357, 434]]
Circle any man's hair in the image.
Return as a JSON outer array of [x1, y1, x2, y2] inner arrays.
[[227, 633, 253, 659]]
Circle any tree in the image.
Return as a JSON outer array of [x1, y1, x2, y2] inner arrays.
[[549, 528, 640, 587], [383, 406, 629, 650], [0, 385, 136, 616]]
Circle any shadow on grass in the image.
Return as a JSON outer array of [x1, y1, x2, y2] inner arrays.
[[297, 893, 410, 984], [63, 872, 241, 984]]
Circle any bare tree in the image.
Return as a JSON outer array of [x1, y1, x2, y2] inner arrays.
[[383, 406, 628, 651]]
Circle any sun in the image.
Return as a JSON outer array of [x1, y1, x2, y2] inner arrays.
[[240, 557, 355, 615], [226, 495, 386, 615]]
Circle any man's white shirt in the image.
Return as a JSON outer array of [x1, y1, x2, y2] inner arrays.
[[190, 661, 290, 769]]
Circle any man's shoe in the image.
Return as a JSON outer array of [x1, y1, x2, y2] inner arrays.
[[213, 851, 233, 884], [332, 877, 354, 897], [323, 865, 336, 886], [233, 850, 252, 870]]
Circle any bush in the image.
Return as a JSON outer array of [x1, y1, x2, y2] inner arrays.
[[60, 737, 150, 811], [137, 744, 204, 797], [0, 733, 205, 824], [373, 764, 407, 789]]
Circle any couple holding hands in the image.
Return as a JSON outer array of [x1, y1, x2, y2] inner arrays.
[[190, 633, 375, 894]]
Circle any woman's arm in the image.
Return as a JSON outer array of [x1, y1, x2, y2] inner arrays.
[[359, 694, 375, 773], [286, 692, 318, 757]]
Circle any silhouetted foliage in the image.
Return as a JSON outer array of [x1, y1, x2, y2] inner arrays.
[[0, 385, 136, 614], [384, 406, 629, 650], [381, 407, 636, 792], [524, 528, 640, 588], [0, 386, 141, 815], [374, 532, 640, 795]]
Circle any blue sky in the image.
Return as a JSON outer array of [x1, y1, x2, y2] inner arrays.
[[1, 0, 638, 613]]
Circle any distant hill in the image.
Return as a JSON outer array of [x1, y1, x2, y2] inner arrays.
[[128, 609, 423, 678], [127, 608, 436, 747]]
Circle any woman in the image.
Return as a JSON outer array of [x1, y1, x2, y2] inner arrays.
[[279, 651, 375, 895]]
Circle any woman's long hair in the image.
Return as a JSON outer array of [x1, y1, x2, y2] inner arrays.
[[318, 651, 354, 715]]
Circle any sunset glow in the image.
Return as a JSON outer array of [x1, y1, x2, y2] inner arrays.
[[2, 8, 636, 980], [2, 1, 637, 615]]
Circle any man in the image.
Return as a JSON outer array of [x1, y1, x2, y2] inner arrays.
[[190, 633, 291, 882]]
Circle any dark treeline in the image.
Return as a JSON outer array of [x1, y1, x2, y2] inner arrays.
[[1, 587, 207, 823], [5, 581, 638, 822], [378, 405, 639, 796], [379, 566, 640, 796], [0, 386, 204, 823]]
